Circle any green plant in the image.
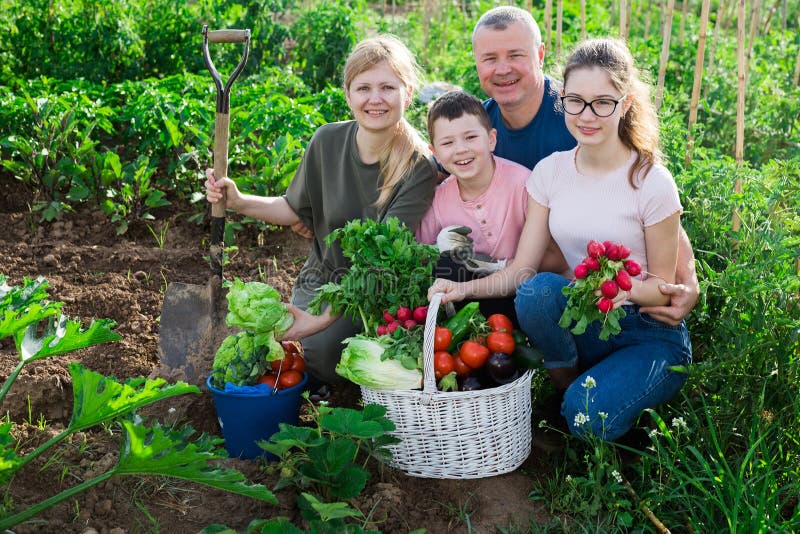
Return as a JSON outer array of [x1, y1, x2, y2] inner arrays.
[[0, 274, 277, 529], [146, 221, 170, 249], [260, 399, 398, 529]]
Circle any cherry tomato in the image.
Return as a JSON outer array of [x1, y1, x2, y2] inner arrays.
[[452, 355, 472, 377], [486, 313, 514, 333], [433, 327, 453, 352], [459, 340, 490, 369], [291, 354, 306, 373], [278, 370, 304, 389], [433, 351, 455, 380], [257, 374, 277, 388], [486, 331, 516, 355], [270, 354, 294, 373]]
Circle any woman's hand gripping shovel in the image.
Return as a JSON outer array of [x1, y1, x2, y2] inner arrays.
[[156, 27, 250, 384]]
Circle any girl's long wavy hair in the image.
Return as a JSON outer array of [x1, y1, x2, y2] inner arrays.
[[343, 35, 430, 208], [563, 38, 662, 188]]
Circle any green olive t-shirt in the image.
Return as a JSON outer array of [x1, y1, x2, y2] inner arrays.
[[284, 120, 437, 285]]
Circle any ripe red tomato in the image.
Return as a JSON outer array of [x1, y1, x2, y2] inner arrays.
[[459, 340, 490, 369], [486, 331, 515, 354], [452, 355, 472, 377], [291, 354, 306, 373], [270, 354, 294, 373], [433, 351, 455, 380], [486, 313, 513, 333], [257, 374, 277, 388], [278, 370, 304, 389], [433, 327, 453, 352]]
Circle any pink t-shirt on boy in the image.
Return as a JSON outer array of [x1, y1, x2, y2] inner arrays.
[[526, 148, 682, 281], [416, 155, 531, 260]]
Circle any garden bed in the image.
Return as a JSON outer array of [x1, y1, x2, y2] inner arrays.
[[0, 183, 552, 533]]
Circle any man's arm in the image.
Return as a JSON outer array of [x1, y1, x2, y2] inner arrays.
[[639, 227, 699, 325]]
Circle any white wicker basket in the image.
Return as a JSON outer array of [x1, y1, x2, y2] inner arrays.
[[361, 293, 534, 479]]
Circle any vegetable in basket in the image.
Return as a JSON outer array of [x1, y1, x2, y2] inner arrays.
[[336, 335, 422, 390]]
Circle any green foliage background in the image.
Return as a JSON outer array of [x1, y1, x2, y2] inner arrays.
[[0, 0, 798, 530]]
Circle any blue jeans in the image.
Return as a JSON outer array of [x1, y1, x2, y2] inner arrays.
[[515, 272, 692, 441]]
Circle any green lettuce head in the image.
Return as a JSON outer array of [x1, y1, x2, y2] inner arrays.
[[225, 278, 293, 336]]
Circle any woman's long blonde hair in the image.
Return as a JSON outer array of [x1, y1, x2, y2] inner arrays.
[[343, 35, 430, 208], [563, 38, 661, 188]]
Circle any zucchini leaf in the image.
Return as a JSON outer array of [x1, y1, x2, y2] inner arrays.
[[69, 363, 198, 431], [116, 417, 278, 504], [16, 315, 121, 363]]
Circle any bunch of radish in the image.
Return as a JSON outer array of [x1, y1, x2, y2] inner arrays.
[[376, 305, 428, 336], [559, 240, 642, 340]]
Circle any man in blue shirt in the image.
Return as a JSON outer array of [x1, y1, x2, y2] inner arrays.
[[471, 6, 699, 327]]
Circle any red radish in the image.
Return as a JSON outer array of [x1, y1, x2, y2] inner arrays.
[[617, 244, 631, 259], [587, 240, 605, 258], [615, 270, 633, 291], [574, 263, 589, 279], [396, 306, 412, 322], [597, 297, 614, 313], [600, 280, 619, 298], [624, 259, 642, 276], [403, 319, 417, 330], [376, 324, 388, 336], [387, 321, 401, 334], [412, 306, 427, 323], [603, 240, 615, 251], [606, 244, 622, 261], [382, 310, 395, 324], [583, 257, 600, 271]]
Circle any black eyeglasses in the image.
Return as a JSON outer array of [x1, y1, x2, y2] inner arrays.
[[560, 95, 627, 117]]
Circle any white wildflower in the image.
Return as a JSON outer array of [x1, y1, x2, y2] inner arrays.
[[573, 412, 590, 427], [671, 416, 688, 431], [581, 376, 596, 389], [598, 411, 608, 420], [611, 470, 623, 484], [168, 407, 176, 414]]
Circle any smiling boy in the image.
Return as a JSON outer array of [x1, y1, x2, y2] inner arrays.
[[416, 90, 530, 321]]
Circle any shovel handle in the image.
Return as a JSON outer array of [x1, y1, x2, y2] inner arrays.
[[206, 29, 249, 43], [203, 25, 250, 277]]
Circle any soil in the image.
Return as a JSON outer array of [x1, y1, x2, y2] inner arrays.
[[0, 181, 555, 534]]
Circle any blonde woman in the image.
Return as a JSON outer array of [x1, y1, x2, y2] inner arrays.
[[206, 35, 437, 390]]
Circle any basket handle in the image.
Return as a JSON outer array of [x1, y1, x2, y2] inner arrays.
[[422, 292, 444, 394]]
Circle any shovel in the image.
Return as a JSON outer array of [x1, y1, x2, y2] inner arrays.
[[156, 26, 250, 384]]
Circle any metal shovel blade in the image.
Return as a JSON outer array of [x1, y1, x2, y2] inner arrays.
[[156, 277, 232, 385]]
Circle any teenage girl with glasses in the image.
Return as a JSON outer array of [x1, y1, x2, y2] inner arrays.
[[428, 38, 692, 442]]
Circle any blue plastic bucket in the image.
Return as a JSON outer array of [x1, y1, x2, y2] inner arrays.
[[206, 373, 308, 460]]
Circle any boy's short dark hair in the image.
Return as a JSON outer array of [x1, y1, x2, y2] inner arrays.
[[427, 90, 493, 142]]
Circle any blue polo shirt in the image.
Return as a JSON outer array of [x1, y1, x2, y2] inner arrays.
[[484, 76, 577, 171]]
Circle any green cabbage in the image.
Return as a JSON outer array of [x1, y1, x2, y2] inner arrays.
[[336, 336, 422, 390], [225, 278, 293, 336]]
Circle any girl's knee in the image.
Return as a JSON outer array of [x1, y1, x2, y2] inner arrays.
[[515, 272, 567, 315]]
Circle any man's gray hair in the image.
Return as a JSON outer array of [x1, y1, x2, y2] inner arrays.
[[472, 6, 542, 48]]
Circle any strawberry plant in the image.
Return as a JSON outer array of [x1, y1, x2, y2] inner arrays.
[[0, 274, 277, 529], [558, 240, 641, 341]]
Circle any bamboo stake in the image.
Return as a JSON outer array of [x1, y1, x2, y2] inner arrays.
[[745, 0, 761, 78], [623, 480, 672, 534], [556, 0, 563, 60], [761, 0, 780, 34], [703, 0, 725, 98], [678, 0, 690, 46], [644, 0, 652, 39], [655, 0, 676, 111], [733, 0, 745, 236], [525, 0, 533, 11], [581, 0, 587, 40], [544, 0, 553, 54], [686, 0, 712, 167], [392, 0, 396, 17], [422, 0, 430, 64], [793, 45, 800, 86], [781, 0, 787, 30], [626, 0, 633, 38], [620, 0, 628, 39]]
